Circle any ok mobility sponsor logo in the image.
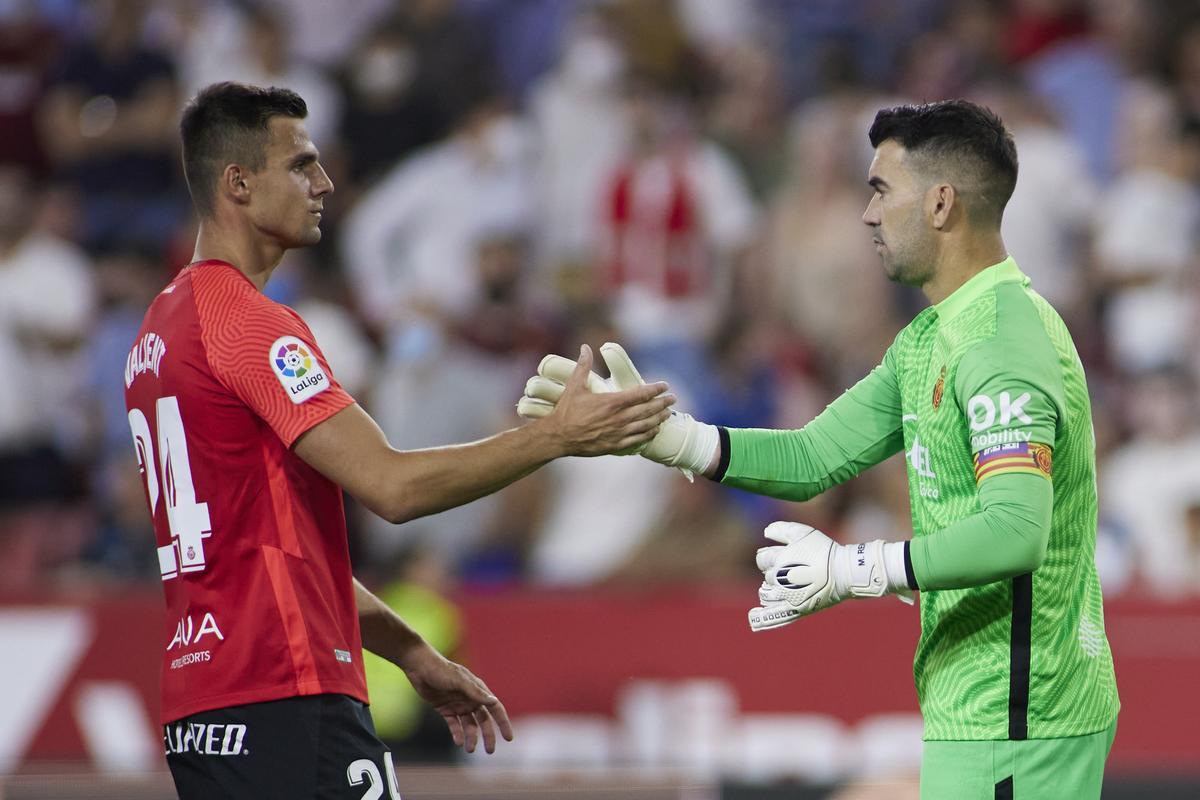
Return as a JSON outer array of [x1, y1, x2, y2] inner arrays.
[[967, 391, 1032, 431], [164, 721, 248, 756], [970, 428, 1033, 450], [967, 391, 1035, 450]]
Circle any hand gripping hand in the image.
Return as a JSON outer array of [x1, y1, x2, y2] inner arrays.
[[517, 342, 718, 480], [748, 521, 912, 632]]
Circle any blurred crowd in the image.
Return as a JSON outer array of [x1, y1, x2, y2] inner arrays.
[[1, 0, 1199, 602]]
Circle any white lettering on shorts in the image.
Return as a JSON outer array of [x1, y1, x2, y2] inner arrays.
[[164, 722, 248, 756]]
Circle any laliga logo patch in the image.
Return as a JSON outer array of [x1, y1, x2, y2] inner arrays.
[[270, 335, 329, 404]]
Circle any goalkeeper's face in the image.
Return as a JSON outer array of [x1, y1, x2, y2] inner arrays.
[[862, 140, 936, 287]]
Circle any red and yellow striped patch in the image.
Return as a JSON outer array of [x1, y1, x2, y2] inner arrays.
[[974, 441, 1052, 483]]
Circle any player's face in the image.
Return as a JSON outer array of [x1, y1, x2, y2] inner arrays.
[[249, 117, 333, 249], [862, 140, 935, 287]]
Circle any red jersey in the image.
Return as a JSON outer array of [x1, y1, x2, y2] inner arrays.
[[124, 260, 367, 724]]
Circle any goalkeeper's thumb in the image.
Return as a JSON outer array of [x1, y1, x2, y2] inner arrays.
[[599, 342, 646, 391], [599, 342, 719, 480]]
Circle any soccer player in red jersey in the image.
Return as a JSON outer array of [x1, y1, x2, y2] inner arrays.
[[124, 82, 674, 799]]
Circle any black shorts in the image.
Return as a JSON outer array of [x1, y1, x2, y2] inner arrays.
[[165, 693, 400, 800]]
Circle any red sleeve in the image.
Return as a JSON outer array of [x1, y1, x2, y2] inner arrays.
[[193, 267, 355, 447]]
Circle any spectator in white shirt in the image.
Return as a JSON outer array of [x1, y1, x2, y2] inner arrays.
[[340, 90, 535, 350], [0, 163, 95, 587], [528, 9, 631, 273], [1102, 367, 1200, 596], [976, 80, 1097, 323], [1094, 85, 1200, 375]]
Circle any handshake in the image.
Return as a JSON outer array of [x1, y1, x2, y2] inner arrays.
[[516, 343, 913, 631], [515, 342, 720, 480]]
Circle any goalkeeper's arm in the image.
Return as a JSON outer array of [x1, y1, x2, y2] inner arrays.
[[749, 473, 1052, 630], [519, 342, 906, 490], [908, 471, 1052, 590]]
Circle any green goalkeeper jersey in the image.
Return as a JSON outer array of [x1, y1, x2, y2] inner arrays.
[[718, 257, 1119, 740]]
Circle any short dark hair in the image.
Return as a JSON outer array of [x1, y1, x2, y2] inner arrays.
[[868, 100, 1018, 224], [180, 82, 307, 215]]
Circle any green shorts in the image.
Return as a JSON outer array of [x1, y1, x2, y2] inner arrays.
[[920, 721, 1117, 799]]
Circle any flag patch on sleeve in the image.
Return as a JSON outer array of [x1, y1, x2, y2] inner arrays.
[[974, 441, 1052, 482]]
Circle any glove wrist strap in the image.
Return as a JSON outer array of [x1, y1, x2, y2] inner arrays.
[[882, 541, 911, 593], [836, 540, 910, 599], [656, 414, 719, 480], [672, 417, 719, 474], [845, 540, 888, 598]]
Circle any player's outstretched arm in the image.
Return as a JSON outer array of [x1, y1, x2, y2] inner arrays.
[[354, 579, 513, 753], [748, 521, 915, 632], [517, 342, 906, 493], [294, 345, 675, 524], [518, 342, 722, 480]]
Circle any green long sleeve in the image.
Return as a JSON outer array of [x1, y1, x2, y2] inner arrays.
[[908, 471, 1052, 590], [717, 349, 905, 500]]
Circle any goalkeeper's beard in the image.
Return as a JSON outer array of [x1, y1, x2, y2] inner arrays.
[[874, 199, 938, 287], [878, 235, 936, 288]]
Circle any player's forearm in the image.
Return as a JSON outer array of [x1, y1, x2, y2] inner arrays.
[[295, 402, 568, 526], [354, 578, 430, 667], [371, 421, 565, 524], [909, 473, 1052, 590]]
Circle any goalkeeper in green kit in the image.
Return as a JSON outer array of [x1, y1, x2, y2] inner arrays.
[[518, 100, 1119, 799]]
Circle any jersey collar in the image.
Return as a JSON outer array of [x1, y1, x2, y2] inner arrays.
[[933, 256, 1027, 324], [187, 259, 257, 289]]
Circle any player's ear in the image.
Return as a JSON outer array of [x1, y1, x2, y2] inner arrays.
[[221, 164, 252, 206], [927, 182, 956, 230]]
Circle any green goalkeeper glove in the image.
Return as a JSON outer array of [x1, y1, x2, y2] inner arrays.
[[517, 342, 719, 480], [749, 521, 914, 632]]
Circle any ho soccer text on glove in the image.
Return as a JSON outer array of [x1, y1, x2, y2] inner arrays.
[[748, 521, 914, 632], [516, 342, 719, 480]]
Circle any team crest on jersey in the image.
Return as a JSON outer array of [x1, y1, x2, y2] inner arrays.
[[270, 335, 330, 404], [932, 365, 946, 410], [1031, 442, 1053, 475]]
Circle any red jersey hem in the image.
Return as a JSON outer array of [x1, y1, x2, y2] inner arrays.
[[161, 680, 370, 725]]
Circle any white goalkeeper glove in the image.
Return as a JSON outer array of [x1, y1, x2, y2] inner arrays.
[[748, 521, 914, 632], [516, 342, 719, 481]]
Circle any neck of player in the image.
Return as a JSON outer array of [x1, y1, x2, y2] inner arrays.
[[921, 229, 1008, 306], [191, 218, 283, 293]]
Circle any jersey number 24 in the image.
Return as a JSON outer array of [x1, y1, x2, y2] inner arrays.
[[128, 396, 213, 581]]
